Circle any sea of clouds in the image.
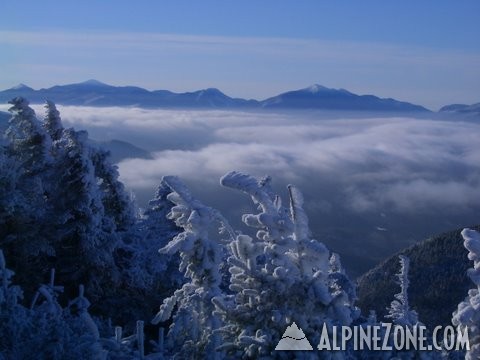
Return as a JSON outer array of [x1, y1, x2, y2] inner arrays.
[[7, 104, 480, 276]]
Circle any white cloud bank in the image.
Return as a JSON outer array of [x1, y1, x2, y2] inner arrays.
[[5, 104, 478, 275], [114, 114, 480, 215], [15, 104, 477, 216]]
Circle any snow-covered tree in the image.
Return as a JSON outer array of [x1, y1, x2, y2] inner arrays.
[[50, 128, 119, 297], [6, 97, 52, 174], [120, 182, 181, 291], [1, 98, 55, 286], [328, 252, 358, 323], [1, 251, 105, 359], [91, 146, 135, 232], [0, 146, 24, 240], [385, 255, 419, 327], [111, 183, 182, 327], [214, 171, 357, 358], [43, 100, 64, 141], [0, 249, 30, 357], [152, 176, 234, 359], [452, 228, 480, 360], [378, 255, 444, 359]]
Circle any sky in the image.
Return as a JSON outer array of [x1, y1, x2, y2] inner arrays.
[[1, 1, 479, 109]]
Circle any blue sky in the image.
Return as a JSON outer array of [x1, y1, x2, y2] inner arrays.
[[1, 0, 479, 109]]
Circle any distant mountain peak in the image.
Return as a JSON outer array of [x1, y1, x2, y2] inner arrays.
[[202, 88, 225, 95], [305, 84, 329, 93], [78, 79, 109, 87], [10, 83, 33, 91], [303, 84, 352, 95]]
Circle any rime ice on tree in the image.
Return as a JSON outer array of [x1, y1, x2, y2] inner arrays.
[[120, 182, 181, 291], [385, 255, 418, 326], [214, 171, 356, 358], [90, 145, 135, 232], [52, 128, 118, 294], [452, 229, 480, 360], [7, 97, 52, 172], [152, 176, 233, 359], [43, 100, 64, 141]]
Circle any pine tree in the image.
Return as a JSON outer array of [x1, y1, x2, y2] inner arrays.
[[120, 182, 181, 291], [112, 182, 182, 326], [152, 176, 234, 359], [385, 255, 419, 327], [90, 146, 135, 232], [6, 97, 52, 174], [50, 128, 119, 298], [1, 98, 55, 289], [0, 146, 24, 241], [43, 100, 63, 141], [452, 228, 480, 360], [214, 171, 357, 358], [1, 250, 104, 359], [0, 249, 30, 357]]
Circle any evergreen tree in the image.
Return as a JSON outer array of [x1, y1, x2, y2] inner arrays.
[[43, 100, 64, 141], [0, 249, 30, 358], [51, 128, 119, 297], [152, 176, 234, 359], [120, 182, 181, 291], [0, 146, 24, 241], [452, 228, 480, 360], [90, 146, 135, 232], [6, 97, 52, 174], [385, 255, 419, 327], [111, 183, 182, 327], [1, 98, 54, 289], [214, 171, 357, 359]]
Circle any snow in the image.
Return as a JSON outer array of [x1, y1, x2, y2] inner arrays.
[[453, 228, 480, 360], [305, 84, 328, 93], [79, 79, 109, 87], [10, 83, 31, 90], [385, 255, 419, 326]]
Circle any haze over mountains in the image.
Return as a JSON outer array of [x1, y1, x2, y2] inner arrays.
[[0, 80, 432, 112]]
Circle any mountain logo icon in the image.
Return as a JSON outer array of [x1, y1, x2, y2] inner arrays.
[[275, 322, 313, 351]]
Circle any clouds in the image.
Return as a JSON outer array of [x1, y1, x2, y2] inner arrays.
[[112, 113, 480, 216], [111, 108, 480, 275], [6, 103, 478, 275], [15, 103, 477, 217], [4, 103, 479, 216]]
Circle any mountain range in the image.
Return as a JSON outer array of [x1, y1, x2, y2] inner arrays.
[[0, 80, 431, 112]]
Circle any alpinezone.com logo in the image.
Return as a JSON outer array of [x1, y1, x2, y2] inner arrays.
[[275, 322, 470, 352]]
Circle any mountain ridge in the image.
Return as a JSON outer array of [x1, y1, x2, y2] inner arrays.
[[356, 224, 480, 328], [439, 102, 480, 116], [0, 80, 431, 112]]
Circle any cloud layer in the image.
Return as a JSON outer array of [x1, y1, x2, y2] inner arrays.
[[110, 113, 480, 214], [7, 104, 479, 276]]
